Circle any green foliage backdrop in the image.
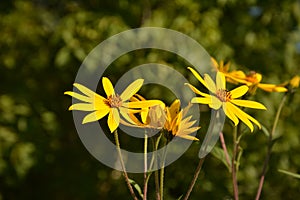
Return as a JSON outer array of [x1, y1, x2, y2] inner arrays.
[[0, 0, 299, 199]]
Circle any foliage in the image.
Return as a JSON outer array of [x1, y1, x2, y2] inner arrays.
[[0, 0, 299, 199]]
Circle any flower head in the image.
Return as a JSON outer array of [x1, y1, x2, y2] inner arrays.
[[211, 57, 287, 94], [122, 97, 200, 141], [186, 68, 267, 132], [165, 101, 200, 141], [64, 78, 162, 133]]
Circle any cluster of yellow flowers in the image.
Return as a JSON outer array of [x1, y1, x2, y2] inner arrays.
[[65, 58, 298, 139]]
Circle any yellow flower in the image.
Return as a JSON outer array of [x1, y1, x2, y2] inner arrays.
[[122, 97, 200, 141], [64, 78, 162, 133], [242, 71, 288, 93], [211, 57, 247, 85], [186, 68, 267, 132], [165, 100, 200, 141], [211, 57, 287, 93]]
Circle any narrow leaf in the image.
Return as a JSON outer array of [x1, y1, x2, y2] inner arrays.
[[278, 169, 300, 179], [128, 178, 144, 198]]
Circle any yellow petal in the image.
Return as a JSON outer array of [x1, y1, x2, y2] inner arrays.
[[119, 107, 140, 125], [120, 79, 144, 101], [169, 99, 180, 119], [204, 74, 217, 93], [94, 95, 109, 110], [187, 67, 208, 88], [69, 103, 94, 111], [141, 108, 149, 124], [211, 57, 219, 70], [229, 103, 254, 132], [73, 83, 95, 97], [230, 85, 249, 99], [134, 94, 147, 101], [224, 103, 239, 126], [184, 83, 210, 97], [209, 96, 222, 110], [124, 100, 164, 108], [231, 99, 267, 110], [102, 77, 115, 97], [82, 108, 110, 124], [229, 103, 262, 132], [216, 72, 226, 90], [191, 97, 211, 105], [258, 83, 288, 92], [64, 91, 92, 103], [107, 108, 120, 133], [176, 134, 199, 141], [273, 86, 288, 92]]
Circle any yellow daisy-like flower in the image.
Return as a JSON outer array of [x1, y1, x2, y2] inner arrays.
[[211, 57, 288, 93], [165, 100, 200, 141], [211, 57, 247, 85], [242, 71, 288, 93], [122, 97, 199, 141], [64, 78, 162, 133], [186, 68, 267, 132]]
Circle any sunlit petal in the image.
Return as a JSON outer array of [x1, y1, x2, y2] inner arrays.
[[216, 72, 226, 90], [204, 74, 217, 93], [120, 79, 144, 101], [184, 83, 210, 97], [231, 99, 267, 110], [211, 57, 219, 70], [229, 103, 255, 132], [191, 97, 211, 105], [73, 83, 95, 97], [124, 100, 164, 108], [107, 108, 119, 133], [230, 85, 249, 99], [64, 91, 92, 103], [119, 107, 139, 125], [258, 83, 287, 92], [176, 134, 199, 141], [69, 103, 94, 111], [187, 67, 208, 88], [82, 108, 110, 124], [102, 77, 115, 97], [209, 96, 222, 110], [224, 103, 239, 126], [169, 99, 180, 119]]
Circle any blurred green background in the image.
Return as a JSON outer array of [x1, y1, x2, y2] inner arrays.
[[0, 0, 299, 199]]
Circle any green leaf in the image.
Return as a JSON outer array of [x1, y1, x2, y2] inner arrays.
[[211, 146, 232, 172], [177, 194, 183, 200], [261, 124, 270, 137], [278, 169, 300, 179], [128, 178, 144, 198]]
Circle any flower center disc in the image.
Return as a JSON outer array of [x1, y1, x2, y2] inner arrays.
[[216, 89, 231, 102], [107, 95, 123, 108]]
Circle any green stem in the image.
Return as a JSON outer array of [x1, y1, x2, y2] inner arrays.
[[153, 133, 163, 200], [255, 94, 287, 200], [113, 130, 138, 200], [160, 137, 168, 200], [219, 132, 232, 170], [232, 125, 239, 200], [183, 157, 206, 200], [143, 132, 148, 200], [183, 110, 218, 200]]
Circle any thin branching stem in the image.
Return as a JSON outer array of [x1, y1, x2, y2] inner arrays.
[[220, 132, 232, 170], [255, 94, 287, 200], [113, 130, 138, 200], [143, 132, 148, 200], [232, 125, 239, 200]]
